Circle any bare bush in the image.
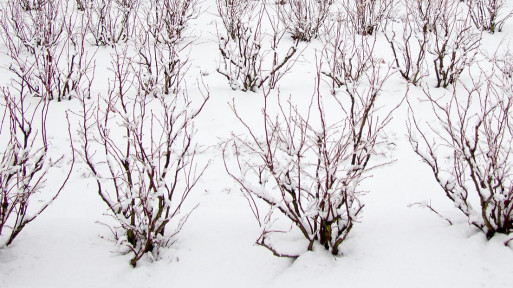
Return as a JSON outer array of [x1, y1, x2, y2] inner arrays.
[[216, 0, 254, 40], [216, 0, 262, 91], [78, 45, 209, 267], [84, 0, 139, 46], [0, 0, 95, 101], [0, 83, 74, 247], [322, 15, 378, 93], [265, 5, 301, 90], [144, 0, 200, 44], [3, 0, 65, 55], [277, 0, 332, 41], [409, 0, 441, 34], [429, 0, 481, 88], [408, 66, 513, 239], [133, 0, 200, 97], [16, 0, 48, 11], [223, 60, 396, 257], [132, 26, 187, 97], [466, 0, 513, 33], [216, 0, 299, 92], [342, 0, 394, 35], [384, 0, 430, 85]]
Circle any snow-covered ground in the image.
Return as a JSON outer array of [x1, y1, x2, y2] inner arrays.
[[1, 1, 513, 287]]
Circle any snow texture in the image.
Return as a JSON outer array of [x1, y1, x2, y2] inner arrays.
[[1, 0, 513, 287]]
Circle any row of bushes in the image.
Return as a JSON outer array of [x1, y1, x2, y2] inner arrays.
[[1, 0, 512, 266]]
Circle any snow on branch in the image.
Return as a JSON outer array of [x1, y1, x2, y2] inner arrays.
[[223, 60, 397, 257], [77, 39, 209, 266], [216, 0, 300, 92], [0, 83, 75, 247], [408, 62, 513, 239]]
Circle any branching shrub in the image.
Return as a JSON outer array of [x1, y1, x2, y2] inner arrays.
[[223, 62, 396, 257], [133, 26, 187, 97], [134, 0, 200, 97], [3, 0, 65, 55], [384, 0, 430, 85], [144, 0, 200, 44], [342, 0, 394, 36], [266, 8, 301, 90], [322, 15, 378, 93], [84, 0, 139, 46], [429, 0, 481, 88], [277, 0, 332, 41], [466, 0, 513, 33], [409, 0, 441, 34], [0, 83, 74, 247], [216, 0, 299, 92], [16, 0, 48, 11], [408, 67, 513, 239], [216, 0, 262, 91], [0, 0, 94, 101], [78, 45, 209, 267]]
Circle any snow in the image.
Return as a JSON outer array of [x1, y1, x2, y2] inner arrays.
[[1, 1, 513, 288]]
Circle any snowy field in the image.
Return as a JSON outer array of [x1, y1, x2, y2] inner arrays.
[[1, 1, 513, 287]]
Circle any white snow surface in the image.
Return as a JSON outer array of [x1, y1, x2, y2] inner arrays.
[[1, 1, 513, 288]]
